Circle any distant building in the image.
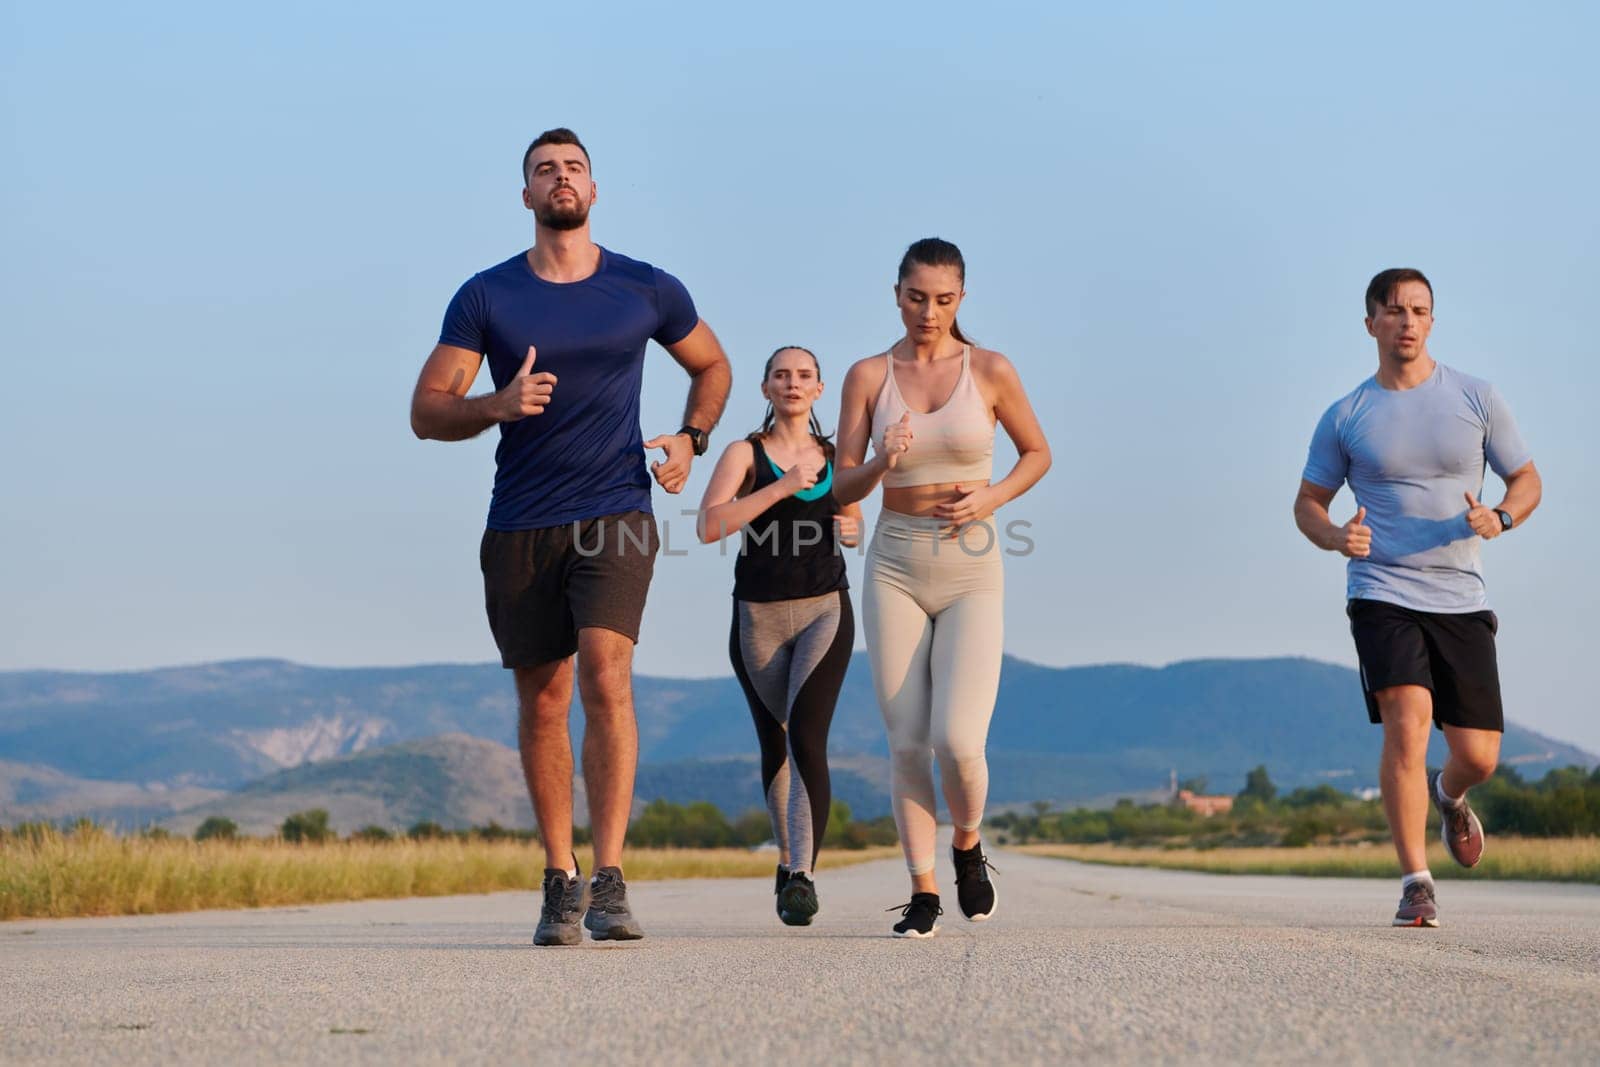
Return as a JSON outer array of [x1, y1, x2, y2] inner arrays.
[[1175, 790, 1234, 817]]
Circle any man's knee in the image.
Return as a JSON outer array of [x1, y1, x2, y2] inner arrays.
[[1449, 732, 1501, 782], [515, 664, 571, 727], [1376, 687, 1433, 753], [577, 629, 634, 704]]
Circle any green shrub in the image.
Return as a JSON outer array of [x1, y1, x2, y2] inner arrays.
[[280, 809, 332, 844], [194, 816, 239, 842]]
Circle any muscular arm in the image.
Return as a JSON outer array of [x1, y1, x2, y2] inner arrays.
[[663, 320, 732, 433], [832, 360, 892, 505], [409, 344, 498, 441], [1295, 479, 1370, 557], [643, 321, 734, 494], [1497, 461, 1543, 527]]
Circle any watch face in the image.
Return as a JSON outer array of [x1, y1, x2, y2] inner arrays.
[[1497, 509, 1513, 530]]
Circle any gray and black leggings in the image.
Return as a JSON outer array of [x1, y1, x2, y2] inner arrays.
[[729, 590, 855, 876]]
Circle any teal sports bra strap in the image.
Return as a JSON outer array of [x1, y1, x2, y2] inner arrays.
[[767, 454, 833, 502]]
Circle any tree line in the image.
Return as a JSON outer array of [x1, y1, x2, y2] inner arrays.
[[8, 764, 1594, 848], [989, 764, 1600, 847], [6, 799, 901, 849]]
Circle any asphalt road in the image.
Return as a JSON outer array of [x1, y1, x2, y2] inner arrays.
[[3, 846, 1597, 1065]]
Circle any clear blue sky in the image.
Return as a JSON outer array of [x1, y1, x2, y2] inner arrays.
[[3, 3, 1596, 750]]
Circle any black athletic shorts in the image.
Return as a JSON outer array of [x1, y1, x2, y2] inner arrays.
[[1346, 597, 1503, 732], [480, 510, 660, 669]]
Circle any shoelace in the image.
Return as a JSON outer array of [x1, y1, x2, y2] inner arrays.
[[1444, 802, 1473, 840], [955, 852, 999, 882], [590, 873, 626, 913], [1401, 881, 1434, 908], [541, 876, 576, 923], [887, 897, 944, 920]]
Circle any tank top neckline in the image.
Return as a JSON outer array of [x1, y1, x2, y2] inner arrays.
[[884, 344, 971, 417], [751, 436, 834, 501]]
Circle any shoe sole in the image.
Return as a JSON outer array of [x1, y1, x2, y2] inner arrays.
[[778, 910, 813, 927], [532, 928, 582, 946], [585, 915, 645, 942], [1393, 915, 1440, 928], [892, 925, 939, 939]]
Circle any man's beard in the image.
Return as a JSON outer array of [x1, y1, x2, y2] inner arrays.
[[535, 197, 590, 231]]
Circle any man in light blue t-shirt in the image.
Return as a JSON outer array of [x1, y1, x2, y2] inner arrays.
[[1295, 268, 1543, 929]]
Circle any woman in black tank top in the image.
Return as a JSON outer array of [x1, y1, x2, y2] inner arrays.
[[696, 346, 861, 927]]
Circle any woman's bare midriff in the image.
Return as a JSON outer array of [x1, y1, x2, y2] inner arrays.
[[882, 481, 992, 518]]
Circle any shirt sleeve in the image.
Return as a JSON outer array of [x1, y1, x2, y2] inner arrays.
[[1483, 385, 1533, 477], [438, 275, 487, 354], [651, 268, 699, 347], [1301, 403, 1348, 490]]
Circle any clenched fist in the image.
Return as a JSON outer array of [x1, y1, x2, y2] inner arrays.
[[879, 411, 913, 470], [780, 460, 821, 496]]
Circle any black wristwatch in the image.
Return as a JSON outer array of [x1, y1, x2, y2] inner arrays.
[[677, 425, 709, 456], [1495, 508, 1514, 532]]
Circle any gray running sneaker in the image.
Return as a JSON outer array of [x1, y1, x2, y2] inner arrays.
[[1393, 879, 1440, 928], [1429, 769, 1485, 868], [584, 866, 645, 941], [533, 863, 588, 947]]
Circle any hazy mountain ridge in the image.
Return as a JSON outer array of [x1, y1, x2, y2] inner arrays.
[[2, 656, 1592, 828]]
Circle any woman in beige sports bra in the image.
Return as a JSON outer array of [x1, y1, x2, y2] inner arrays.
[[834, 237, 1051, 938]]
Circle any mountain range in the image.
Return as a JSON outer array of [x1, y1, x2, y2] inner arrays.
[[1, 656, 1591, 831]]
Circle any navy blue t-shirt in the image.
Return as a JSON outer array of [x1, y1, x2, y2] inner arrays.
[[439, 248, 699, 530]]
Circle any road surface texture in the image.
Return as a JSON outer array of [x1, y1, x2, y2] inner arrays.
[[3, 845, 1596, 1065]]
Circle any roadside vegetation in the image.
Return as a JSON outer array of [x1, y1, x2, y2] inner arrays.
[[0, 800, 898, 920], [995, 764, 1600, 883], [1017, 838, 1600, 883]]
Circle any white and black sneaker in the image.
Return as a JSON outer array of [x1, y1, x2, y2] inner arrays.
[[952, 842, 998, 921], [890, 892, 943, 939]]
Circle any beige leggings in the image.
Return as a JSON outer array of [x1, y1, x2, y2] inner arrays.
[[863, 510, 1004, 875]]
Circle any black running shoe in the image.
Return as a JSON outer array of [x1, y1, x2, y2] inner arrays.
[[774, 865, 790, 920], [889, 892, 943, 939], [952, 842, 998, 921], [778, 872, 819, 926]]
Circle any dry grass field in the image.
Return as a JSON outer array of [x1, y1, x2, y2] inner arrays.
[[1017, 837, 1600, 883], [0, 826, 897, 920]]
